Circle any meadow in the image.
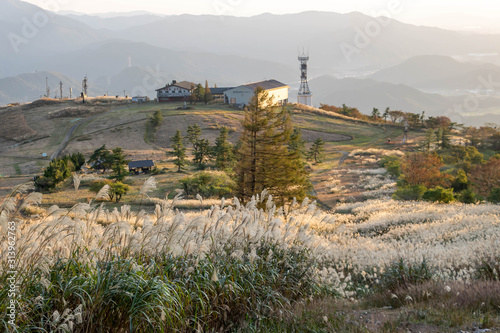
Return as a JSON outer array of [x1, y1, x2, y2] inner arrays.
[[1, 177, 499, 332]]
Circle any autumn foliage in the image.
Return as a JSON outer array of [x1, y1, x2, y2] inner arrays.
[[470, 157, 500, 196], [400, 152, 449, 188]]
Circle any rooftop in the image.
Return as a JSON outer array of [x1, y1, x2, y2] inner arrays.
[[156, 81, 195, 91], [241, 79, 288, 91], [128, 160, 155, 168]]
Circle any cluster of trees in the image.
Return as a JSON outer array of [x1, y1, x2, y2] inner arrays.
[[319, 104, 464, 133], [172, 88, 313, 205], [170, 125, 236, 172], [34, 153, 85, 190], [35, 146, 131, 202], [462, 125, 500, 151], [189, 81, 213, 105], [388, 146, 500, 204], [87, 145, 129, 181]]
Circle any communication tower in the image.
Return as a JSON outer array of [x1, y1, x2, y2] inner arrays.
[[297, 50, 313, 106]]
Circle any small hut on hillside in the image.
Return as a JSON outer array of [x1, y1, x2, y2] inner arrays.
[[128, 160, 155, 174]]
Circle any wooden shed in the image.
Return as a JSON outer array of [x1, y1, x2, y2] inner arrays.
[[128, 160, 155, 174]]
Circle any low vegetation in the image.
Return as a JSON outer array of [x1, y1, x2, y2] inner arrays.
[[1, 182, 498, 331]]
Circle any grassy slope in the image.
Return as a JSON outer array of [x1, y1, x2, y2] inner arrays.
[[0, 101, 421, 207]]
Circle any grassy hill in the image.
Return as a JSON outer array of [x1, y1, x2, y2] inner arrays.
[[0, 100, 414, 208]]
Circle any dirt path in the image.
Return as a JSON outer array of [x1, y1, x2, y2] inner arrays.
[[337, 151, 349, 166], [51, 106, 134, 159]]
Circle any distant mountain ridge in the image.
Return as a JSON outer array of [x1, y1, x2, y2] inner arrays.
[[369, 55, 500, 91], [1, 0, 500, 126], [309, 75, 453, 116]]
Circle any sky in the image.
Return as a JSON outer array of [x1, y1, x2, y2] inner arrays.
[[22, 0, 500, 32]]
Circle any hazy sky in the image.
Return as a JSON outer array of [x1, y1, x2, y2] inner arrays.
[[22, 0, 500, 31]]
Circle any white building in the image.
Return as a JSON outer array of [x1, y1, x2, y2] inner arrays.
[[156, 80, 195, 103], [132, 96, 148, 103], [224, 80, 289, 107]]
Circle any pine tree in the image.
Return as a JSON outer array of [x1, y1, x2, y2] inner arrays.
[[194, 83, 205, 102], [193, 138, 210, 170], [308, 138, 325, 163], [214, 127, 235, 170], [288, 128, 306, 158], [88, 145, 113, 173], [111, 147, 129, 181], [383, 107, 390, 122], [186, 124, 202, 147], [170, 130, 187, 172], [151, 110, 163, 127], [235, 87, 310, 206], [423, 128, 435, 151]]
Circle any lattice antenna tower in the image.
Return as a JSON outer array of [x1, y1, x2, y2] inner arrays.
[[297, 48, 313, 106]]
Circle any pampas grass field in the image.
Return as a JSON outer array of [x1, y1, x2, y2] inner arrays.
[[1, 178, 499, 332]]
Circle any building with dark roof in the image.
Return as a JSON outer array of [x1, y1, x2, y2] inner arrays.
[[208, 87, 234, 102], [156, 80, 195, 103], [128, 160, 155, 174], [223, 80, 289, 107]]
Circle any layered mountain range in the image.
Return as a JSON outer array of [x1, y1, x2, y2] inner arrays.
[[1, 0, 500, 124]]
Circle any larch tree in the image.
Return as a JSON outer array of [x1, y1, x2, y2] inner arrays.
[[170, 130, 187, 172], [235, 87, 310, 206]]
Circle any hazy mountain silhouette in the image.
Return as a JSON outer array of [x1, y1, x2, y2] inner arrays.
[[309, 75, 454, 116], [110, 11, 500, 72], [1, 0, 500, 125], [63, 13, 165, 31], [370, 55, 500, 91], [0, 71, 99, 105]]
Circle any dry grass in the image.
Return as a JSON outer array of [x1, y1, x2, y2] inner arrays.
[[0, 107, 37, 141]]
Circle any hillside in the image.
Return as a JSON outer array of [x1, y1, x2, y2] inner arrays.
[[309, 75, 453, 116], [0, 100, 410, 207], [370, 55, 500, 91]]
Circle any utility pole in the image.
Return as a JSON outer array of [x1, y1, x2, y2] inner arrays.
[[82, 76, 88, 104], [123, 90, 126, 98], [59, 81, 63, 100], [45, 77, 50, 98], [69, 87, 72, 99], [403, 121, 409, 144]]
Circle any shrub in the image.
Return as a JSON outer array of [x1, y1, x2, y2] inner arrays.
[[379, 155, 401, 178], [180, 171, 236, 198], [379, 258, 433, 290], [451, 169, 469, 192], [423, 186, 455, 203], [477, 257, 500, 281], [89, 179, 112, 193], [487, 187, 500, 204], [110, 182, 131, 202], [456, 189, 478, 204], [393, 185, 427, 201]]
